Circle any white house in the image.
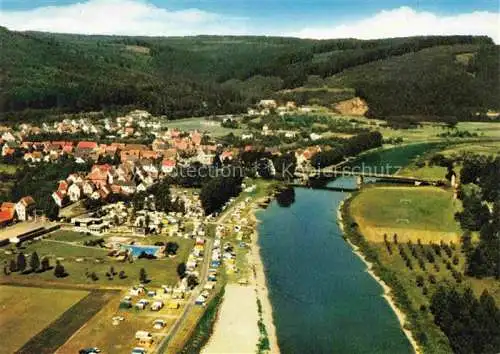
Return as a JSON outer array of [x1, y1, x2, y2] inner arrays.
[[16, 196, 36, 220], [82, 181, 95, 196], [68, 183, 82, 202], [1, 131, 16, 142], [52, 191, 65, 207], [258, 99, 277, 109]]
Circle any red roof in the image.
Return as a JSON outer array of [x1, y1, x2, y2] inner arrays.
[[92, 164, 112, 173], [162, 159, 176, 167], [77, 141, 98, 149], [0, 210, 14, 223], [58, 180, 69, 192], [19, 196, 36, 206]]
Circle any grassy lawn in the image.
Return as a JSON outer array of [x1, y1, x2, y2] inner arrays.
[[163, 117, 243, 137], [0, 285, 89, 353], [372, 121, 500, 143], [1, 236, 194, 287], [0, 163, 18, 174], [397, 164, 448, 181], [350, 186, 461, 243], [439, 141, 500, 157], [48, 230, 103, 243]]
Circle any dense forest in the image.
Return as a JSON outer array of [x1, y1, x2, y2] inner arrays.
[[1, 27, 498, 123], [430, 286, 500, 354]]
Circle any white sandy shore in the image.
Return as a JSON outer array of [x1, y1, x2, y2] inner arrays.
[[250, 220, 280, 354], [202, 200, 280, 354], [202, 284, 260, 354], [338, 199, 421, 354]]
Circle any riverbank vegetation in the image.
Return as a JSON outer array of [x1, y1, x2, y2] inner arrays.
[[179, 286, 226, 354], [345, 144, 500, 353], [342, 195, 452, 353]]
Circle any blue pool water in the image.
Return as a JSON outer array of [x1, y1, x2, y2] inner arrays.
[[123, 245, 160, 257]]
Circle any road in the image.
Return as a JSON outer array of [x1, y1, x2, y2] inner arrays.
[[154, 204, 236, 353], [154, 234, 214, 353]]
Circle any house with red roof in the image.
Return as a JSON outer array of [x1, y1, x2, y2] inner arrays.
[[77, 141, 98, 150], [0, 202, 16, 227], [161, 159, 176, 174], [52, 191, 65, 207]]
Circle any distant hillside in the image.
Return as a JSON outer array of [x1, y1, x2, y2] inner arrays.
[[326, 44, 500, 121], [0, 27, 497, 123]]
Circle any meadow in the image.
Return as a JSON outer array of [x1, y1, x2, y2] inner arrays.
[[0, 285, 89, 353], [349, 186, 461, 243], [0, 234, 194, 287], [163, 117, 243, 137]]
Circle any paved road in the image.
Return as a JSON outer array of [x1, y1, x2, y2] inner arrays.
[[154, 236, 214, 353]]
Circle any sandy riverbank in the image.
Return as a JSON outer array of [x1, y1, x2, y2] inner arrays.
[[202, 284, 260, 353], [202, 198, 280, 354], [250, 211, 280, 354], [338, 198, 421, 354]]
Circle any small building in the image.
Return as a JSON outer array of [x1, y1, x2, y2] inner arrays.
[[16, 196, 36, 221]]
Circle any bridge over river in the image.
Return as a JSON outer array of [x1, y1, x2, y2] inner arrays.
[[295, 166, 436, 186]]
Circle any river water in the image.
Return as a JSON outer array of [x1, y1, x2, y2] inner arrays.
[[257, 143, 440, 353]]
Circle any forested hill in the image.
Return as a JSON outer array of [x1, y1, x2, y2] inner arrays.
[[1, 26, 498, 123]]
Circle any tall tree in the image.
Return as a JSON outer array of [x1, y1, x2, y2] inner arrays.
[[17, 253, 26, 273], [30, 251, 40, 272], [139, 268, 148, 283]]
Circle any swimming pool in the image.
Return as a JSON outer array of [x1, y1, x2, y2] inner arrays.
[[122, 245, 161, 257]]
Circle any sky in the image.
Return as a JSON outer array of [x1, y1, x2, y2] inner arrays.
[[0, 0, 499, 42]]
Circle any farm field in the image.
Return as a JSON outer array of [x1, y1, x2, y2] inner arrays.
[[0, 235, 194, 287], [57, 294, 179, 354], [163, 117, 243, 137], [0, 285, 89, 353], [350, 186, 461, 243]]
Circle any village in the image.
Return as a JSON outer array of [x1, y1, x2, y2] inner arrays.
[[0, 100, 322, 354]]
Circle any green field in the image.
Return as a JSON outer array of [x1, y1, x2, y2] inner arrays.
[[163, 117, 243, 137], [0, 163, 18, 174], [374, 122, 500, 143], [16, 289, 116, 354], [350, 186, 461, 243], [397, 164, 448, 181], [0, 285, 89, 353], [439, 141, 500, 156], [1, 236, 194, 287]]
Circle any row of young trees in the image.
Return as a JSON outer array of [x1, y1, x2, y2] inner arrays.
[[3, 251, 66, 277]]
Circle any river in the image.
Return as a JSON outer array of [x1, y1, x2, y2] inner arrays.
[[257, 143, 440, 353]]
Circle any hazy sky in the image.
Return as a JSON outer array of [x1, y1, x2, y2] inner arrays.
[[1, 0, 499, 42]]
